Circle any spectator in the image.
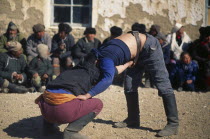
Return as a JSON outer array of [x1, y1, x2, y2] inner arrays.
[[51, 23, 75, 76], [156, 33, 171, 65], [148, 24, 160, 37], [166, 23, 191, 60], [103, 26, 122, 44], [73, 27, 101, 65], [0, 41, 30, 93], [190, 26, 210, 91], [28, 44, 53, 92], [131, 22, 146, 34], [170, 52, 198, 91], [26, 23, 51, 63], [0, 21, 27, 54]]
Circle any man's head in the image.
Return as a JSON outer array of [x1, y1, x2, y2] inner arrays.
[[58, 23, 72, 39], [172, 23, 184, 35], [7, 22, 18, 40], [84, 27, 96, 42], [131, 22, 146, 34], [37, 44, 49, 59], [7, 41, 23, 58], [180, 52, 191, 64], [156, 33, 166, 45], [149, 24, 160, 37], [33, 24, 45, 39], [202, 26, 210, 43], [110, 26, 122, 38]]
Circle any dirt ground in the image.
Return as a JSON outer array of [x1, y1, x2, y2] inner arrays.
[[0, 85, 209, 139]]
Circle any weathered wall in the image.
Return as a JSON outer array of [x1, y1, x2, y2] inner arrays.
[[95, 0, 206, 41], [0, 0, 44, 37], [0, 0, 207, 42]]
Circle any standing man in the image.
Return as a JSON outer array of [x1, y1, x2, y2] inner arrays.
[[77, 31, 179, 137], [26, 23, 51, 63]]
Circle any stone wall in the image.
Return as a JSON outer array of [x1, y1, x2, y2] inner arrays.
[[0, 0, 207, 42]]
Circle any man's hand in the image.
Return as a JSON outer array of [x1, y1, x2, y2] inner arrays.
[[59, 44, 66, 50], [186, 80, 193, 84], [43, 74, 49, 79], [77, 93, 92, 100], [116, 61, 134, 74]]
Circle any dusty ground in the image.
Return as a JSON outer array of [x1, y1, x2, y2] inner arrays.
[[0, 86, 209, 139]]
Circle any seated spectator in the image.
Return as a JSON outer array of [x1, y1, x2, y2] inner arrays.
[[35, 53, 103, 138], [73, 27, 101, 65], [131, 22, 146, 34], [51, 23, 75, 76], [148, 24, 160, 37], [26, 24, 51, 63], [166, 23, 191, 60], [0, 21, 27, 54], [28, 44, 53, 92], [156, 33, 171, 65], [103, 26, 122, 44], [190, 26, 210, 91], [0, 42, 30, 93], [170, 52, 198, 91]]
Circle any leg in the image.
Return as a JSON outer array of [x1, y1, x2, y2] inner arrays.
[[52, 57, 60, 77], [139, 37, 179, 137], [114, 67, 144, 128]]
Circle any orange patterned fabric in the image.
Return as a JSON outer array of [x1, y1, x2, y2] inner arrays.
[[35, 90, 76, 105]]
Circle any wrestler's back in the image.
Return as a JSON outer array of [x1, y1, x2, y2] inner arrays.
[[116, 33, 146, 60]]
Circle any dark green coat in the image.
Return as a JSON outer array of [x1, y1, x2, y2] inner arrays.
[[28, 57, 53, 77], [0, 52, 27, 82]]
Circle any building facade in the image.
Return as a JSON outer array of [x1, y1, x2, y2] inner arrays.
[[0, 0, 209, 41]]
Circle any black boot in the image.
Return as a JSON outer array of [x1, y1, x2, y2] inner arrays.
[[63, 112, 96, 139], [42, 119, 60, 136], [8, 83, 29, 93], [113, 92, 140, 128], [156, 93, 179, 137]]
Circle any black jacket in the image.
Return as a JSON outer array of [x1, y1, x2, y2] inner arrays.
[[46, 61, 101, 96]]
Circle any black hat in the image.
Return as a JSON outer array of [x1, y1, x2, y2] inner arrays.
[[110, 26, 122, 37], [84, 27, 96, 35], [131, 22, 146, 33], [58, 23, 72, 34]]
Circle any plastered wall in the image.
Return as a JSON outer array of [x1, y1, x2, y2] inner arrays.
[[0, 0, 207, 42]]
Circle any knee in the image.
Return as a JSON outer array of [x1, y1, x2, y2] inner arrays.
[[93, 98, 103, 115]]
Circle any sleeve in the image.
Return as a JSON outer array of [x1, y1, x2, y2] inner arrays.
[[46, 60, 53, 76], [51, 35, 59, 53], [164, 45, 171, 64], [28, 58, 38, 76], [69, 35, 75, 47], [20, 56, 28, 82], [191, 62, 198, 81], [88, 58, 115, 96], [46, 34, 52, 52], [0, 54, 13, 79], [26, 36, 37, 57], [73, 40, 87, 58], [0, 35, 8, 53]]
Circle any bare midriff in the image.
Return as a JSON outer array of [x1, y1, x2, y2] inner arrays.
[[116, 33, 146, 60]]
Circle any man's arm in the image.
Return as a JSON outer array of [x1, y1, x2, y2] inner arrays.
[[115, 61, 133, 74]]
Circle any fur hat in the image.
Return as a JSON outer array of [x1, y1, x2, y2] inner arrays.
[[37, 44, 48, 59], [150, 24, 161, 33], [7, 41, 22, 52], [155, 33, 166, 41], [84, 27, 96, 35], [33, 24, 45, 33], [172, 23, 183, 33]]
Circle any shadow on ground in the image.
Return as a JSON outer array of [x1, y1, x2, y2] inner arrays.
[[3, 116, 62, 139], [93, 118, 159, 133]]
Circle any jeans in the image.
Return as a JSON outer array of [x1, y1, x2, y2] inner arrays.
[[124, 35, 174, 96]]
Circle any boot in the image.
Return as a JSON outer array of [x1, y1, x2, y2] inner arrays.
[[156, 93, 179, 137], [2, 79, 28, 93], [63, 112, 96, 139], [42, 119, 60, 136], [113, 92, 140, 128]]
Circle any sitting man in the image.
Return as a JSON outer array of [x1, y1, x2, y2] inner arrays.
[[26, 24, 51, 63], [51, 23, 75, 77], [102, 26, 122, 45], [28, 44, 53, 92], [73, 27, 101, 65], [0, 21, 27, 54], [35, 53, 103, 139], [0, 41, 30, 93]]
